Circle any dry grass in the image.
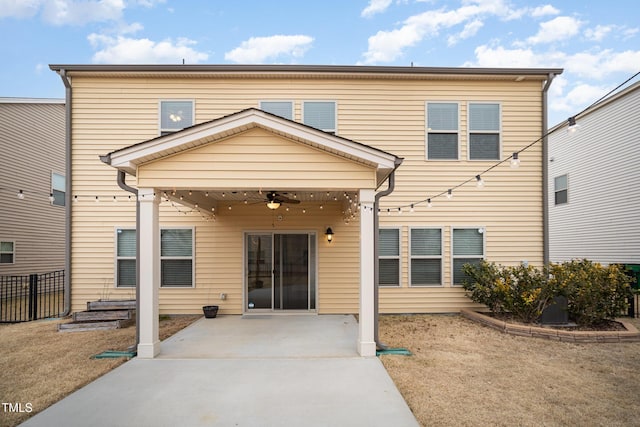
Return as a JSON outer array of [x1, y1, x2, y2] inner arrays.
[[0, 315, 200, 427], [379, 314, 640, 427]]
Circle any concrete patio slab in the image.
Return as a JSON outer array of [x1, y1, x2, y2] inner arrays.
[[22, 315, 419, 427]]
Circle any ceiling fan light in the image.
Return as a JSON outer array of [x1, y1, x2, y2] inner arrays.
[[266, 200, 281, 210]]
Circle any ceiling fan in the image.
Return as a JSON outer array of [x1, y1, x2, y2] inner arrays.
[[265, 191, 300, 210]]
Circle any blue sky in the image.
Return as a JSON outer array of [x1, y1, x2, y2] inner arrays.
[[1, 0, 638, 126]]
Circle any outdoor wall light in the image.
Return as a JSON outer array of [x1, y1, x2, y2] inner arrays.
[[325, 227, 334, 243]]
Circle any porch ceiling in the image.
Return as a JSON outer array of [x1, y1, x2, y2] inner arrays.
[[159, 189, 361, 219]]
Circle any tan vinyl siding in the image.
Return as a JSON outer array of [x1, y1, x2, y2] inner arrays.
[[69, 74, 545, 314], [0, 101, 65, 275], [137, 127, 376, 190]]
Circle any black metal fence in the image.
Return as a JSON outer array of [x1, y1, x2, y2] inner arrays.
[[0, 270, 65, 323]]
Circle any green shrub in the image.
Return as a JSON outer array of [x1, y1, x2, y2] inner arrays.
[[548, 259, 633, 326], [460, 260, 505, 314], [462, 261, 553, 323], [462, 259, 634, 326]]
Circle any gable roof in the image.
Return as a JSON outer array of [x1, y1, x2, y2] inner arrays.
[[101, 108, 402, 188]]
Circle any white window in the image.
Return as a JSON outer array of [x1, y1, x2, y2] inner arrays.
[[116, 229, 136, 287], [410, 228, 443, 286], [0, 241, 15, 264], [51, 172, 65, 207], [303, 101, 336, 133], [379, 228, 401, 286], [452, 228, 485, 285], [260, 101, 293, 120], [554, 174, 568, 205], [160, 100, 194, 135], [468, 103, 500, 160], [161, 228, 194, 288], [115, 228, 195, 288], [427, 102, 459, 160]]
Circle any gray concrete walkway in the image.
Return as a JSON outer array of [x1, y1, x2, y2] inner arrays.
[[22, 315, 419, 427]]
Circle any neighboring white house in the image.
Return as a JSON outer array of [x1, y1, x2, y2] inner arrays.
[[548, 81, 640, 266], [0, 98, 66, 275]]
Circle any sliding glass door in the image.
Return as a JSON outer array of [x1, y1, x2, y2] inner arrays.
[[246, 232, 316, 311]]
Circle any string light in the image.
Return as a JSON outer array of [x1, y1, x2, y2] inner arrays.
[[567, 116, 579, 134], [510, 152, 520, 168], [9, 71, 638, 220]]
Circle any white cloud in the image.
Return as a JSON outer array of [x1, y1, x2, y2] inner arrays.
[[584, 24, 614, 42], [527, 16, 583, 45], [0, 0, 43, 19], [88, 33, 209, 64], [361, 0, 393, 18], [44, 0, 125, 25], [360, 0, 526, 64], [567, 49, 640, 79], [448, 19, 483, 46], [0, 0, 163, 25], [530, 5, 560, 17], [466, 44, 553, 68], [224, 35, 314, 63]]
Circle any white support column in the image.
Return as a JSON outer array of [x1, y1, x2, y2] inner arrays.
[[358, 188, 376, 357], [137, 188, 160, 358]]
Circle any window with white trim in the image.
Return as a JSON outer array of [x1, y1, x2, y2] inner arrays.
[[303, 101, 336, 133], [468, 103, 500, 160], [115, 228, 195, 288], [379, 228, 400, 286], [554, 174, 568, 205], [260, 101, 293, 120], [160, 100, 194, 135], [0, 241, 15, 264], [116, 229, 136, 287], [452, 228, 485, 285], [410, 228, 442, 286], [51, 172, 65, 207], [427, 102, 459, 160], [161, 228, 194, 287]]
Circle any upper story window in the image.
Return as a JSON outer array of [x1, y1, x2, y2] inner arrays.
[[452, 228, 485, 286], [378, 227, 401, 287], [410, 228, 443, 286], [468, 103, 500, 160], [303, 101, 336, 133], [160, 100, 194, 136], [554, 174, 568, 205], [51, 172, 65, 207], [260, 101, 293, 120], [0, 241, 15, 264], [426, 102, 459, 160]]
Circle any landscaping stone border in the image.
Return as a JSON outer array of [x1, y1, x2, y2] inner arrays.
[[460, 309, 640, 343]]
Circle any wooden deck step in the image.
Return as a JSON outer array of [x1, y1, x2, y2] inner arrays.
[[87, 300, 136, 311], [73, 309, 135, 322], [58, 318, 134, 332]]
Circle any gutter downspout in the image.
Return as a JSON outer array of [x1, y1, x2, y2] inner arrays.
[[541, 72, 556, 265], [58, 69, 72, 317], [373, 159, 402, 350], [117, 170, 140, 350]]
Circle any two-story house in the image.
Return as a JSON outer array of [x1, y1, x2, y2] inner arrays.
[[0, 98, 66, 276], [50, 64, 561, 357]]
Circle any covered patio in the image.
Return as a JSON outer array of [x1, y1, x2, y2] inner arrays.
[[100, 108, 402, 358]]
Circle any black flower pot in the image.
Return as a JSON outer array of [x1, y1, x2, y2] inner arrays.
[[203, 305, 219, 318]]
